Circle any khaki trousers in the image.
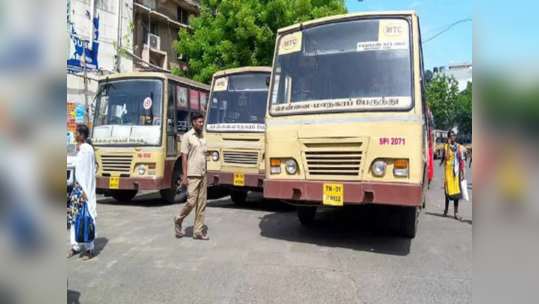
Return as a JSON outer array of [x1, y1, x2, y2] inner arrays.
[[176, 176, 207, 237]]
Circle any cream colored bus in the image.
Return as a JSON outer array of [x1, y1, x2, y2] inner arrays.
[[205, 67, 272, 205], [92, 72, 209, 204], [264, 11, 431, 238]]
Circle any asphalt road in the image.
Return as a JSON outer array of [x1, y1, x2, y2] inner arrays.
[[68, 166, 473, 304]]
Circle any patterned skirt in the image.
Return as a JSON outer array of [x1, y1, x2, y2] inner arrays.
[[67, 182, 86, 225]]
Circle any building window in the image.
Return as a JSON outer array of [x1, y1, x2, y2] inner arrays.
[[142, 21, 158, 44], [177, 7, 191, 25]]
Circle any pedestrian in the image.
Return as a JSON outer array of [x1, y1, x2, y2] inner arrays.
[[440, 130, 465, 221], [67, 124, 97, 260], [174, 112, 209, 241]]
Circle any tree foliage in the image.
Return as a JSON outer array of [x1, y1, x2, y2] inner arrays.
[[173, 0, 348, 84], [426, 75, 472, 134]]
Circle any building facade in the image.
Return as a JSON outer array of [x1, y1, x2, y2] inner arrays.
[[67, 0, 135, 141], [434, 61, 472, 91], [132, 0, 201, 72]]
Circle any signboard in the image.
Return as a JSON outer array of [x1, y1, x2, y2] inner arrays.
[[67, 102, 76, 123], [200, 92, 207, 113], [213, 77, 228, 92], [177, 87, 188, 109], [67, 9, 100, 73], [75, 104, 85, 123], [190, 90, 200, 111], [278, 32, 303, 55], [67, 123, 77, 132]]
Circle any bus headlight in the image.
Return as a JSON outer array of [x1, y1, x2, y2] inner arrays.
[[212, 151, 219, 161], [285, 159, 298, 175], [138, 164, 146, 175], [372, 160, 387, 177]]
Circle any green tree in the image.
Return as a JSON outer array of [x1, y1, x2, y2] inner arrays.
[[173, 0, 348, 84], [426, 74, 461, 131], [455, 81, 473, 134]]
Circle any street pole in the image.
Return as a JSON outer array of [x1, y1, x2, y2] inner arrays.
[[83, 43, 90, 125]]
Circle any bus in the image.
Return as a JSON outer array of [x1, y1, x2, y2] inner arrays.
[[92, 72, 210, 204], [263, 11, 430, 238], [205, 67, 272, 205], [434, 130, 448, 159]]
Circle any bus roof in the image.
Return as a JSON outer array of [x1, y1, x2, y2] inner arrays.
[[212, 67, 272, 78], [98, 72, 210, 91], [278, 11, 418, 34]]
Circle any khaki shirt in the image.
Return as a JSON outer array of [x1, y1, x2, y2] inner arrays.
[[181, 129, 207, 177]]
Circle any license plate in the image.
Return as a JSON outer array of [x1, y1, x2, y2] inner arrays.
[[233, 173, 245, 187], [109, 177, 120, 189], [323, 184, 344, 206]]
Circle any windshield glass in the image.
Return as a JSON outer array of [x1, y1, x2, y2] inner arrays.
[[207, 72, 270, 133], [92, 78, 163, 146], [270, 18, 413, 115]]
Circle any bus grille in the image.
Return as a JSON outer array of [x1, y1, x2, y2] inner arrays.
[[304, 145, 363, 177], [223, 151, 258, 166], [101, 155, 133, 173]]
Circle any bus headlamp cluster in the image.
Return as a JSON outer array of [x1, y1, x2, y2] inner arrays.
[[372, 160, 387, 177], [212, 151, 220, 161]]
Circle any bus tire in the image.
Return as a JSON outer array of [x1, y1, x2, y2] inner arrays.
[[160, 170, 187, 205], [401, 206, 419, 239], [230, 189, 248, 206], [297, 207, 317, 226], [111, 190, 138, 202]]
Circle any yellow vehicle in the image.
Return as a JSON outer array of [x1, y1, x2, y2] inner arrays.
[[434, 130, 448, 159], [457, 134, 472, 159], [264, 11, 431, 238], [205, 67, 272, 205], [92, 72, 210, 203]]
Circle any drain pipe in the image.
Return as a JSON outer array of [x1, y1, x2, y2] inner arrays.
[[116, 0, 123, 72]]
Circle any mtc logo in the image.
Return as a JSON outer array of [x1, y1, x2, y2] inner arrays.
[[283, 37, 298, 49], [384, 24, 404, 36]]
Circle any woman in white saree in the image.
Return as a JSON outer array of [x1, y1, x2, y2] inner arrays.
[[67, 125, 97, 260]]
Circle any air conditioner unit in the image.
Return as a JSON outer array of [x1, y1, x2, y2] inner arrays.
[[148, 34, 161, 50]]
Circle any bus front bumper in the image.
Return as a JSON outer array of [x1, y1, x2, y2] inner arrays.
[[264, 179, 423, 207], [96, 176, 167, 191], [208, 171, 265, 190]]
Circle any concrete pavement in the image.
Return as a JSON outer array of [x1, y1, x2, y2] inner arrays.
[[68, 166, 472, 304]]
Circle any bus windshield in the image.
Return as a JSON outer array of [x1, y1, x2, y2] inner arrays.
[[270, 18, 413, 115], [92, 78, 164, 146], [207, 73, 269, 133]]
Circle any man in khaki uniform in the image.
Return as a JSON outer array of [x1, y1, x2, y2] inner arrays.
[[174, 112, 209, 240]]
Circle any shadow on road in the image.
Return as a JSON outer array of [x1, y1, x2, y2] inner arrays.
[[98, 193, 170, 207], [425, 212, 472, 225], [259, 206, 412, 256], [67, 289, 81, 304], [183, 225, 209, 238], [207, 192, 295, 213], [94, 237, 109, 256]]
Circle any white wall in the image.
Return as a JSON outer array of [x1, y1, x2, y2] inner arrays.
[[67, 0, 134, 130]]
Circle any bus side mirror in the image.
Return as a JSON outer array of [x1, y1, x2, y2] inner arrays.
[[425, 70, 433, 83]]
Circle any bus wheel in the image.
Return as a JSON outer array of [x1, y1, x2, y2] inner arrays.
[[400, 206, 419, 239], [111, 190, 138, 202], [160, 170, 187, 205], [230, 189, 248, 206], [297, 207, 317, 226]]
